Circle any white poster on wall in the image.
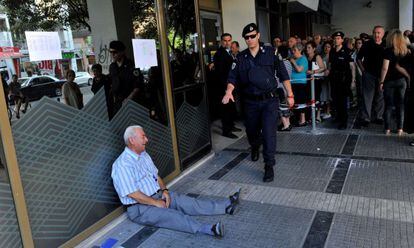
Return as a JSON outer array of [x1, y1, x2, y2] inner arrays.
[[132, 39, 158, 69], [25, 31, 62, 62]]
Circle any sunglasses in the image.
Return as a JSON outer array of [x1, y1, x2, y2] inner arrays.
[[244, 34, 257, 40], [109, 50, 119, 54]]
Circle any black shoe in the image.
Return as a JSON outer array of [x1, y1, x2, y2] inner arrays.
[[21, 110, 26, 114], [231, 126, 242, 132], [278, 125, 292, 132], [410, 141, 414, 146], [263, 165, 274, 182], [226, 188, 241, 215], [360, 120, 370, 127], [222, 132, 238, 139], [251, 147, 259, 161], [211, 221, 224, 238]]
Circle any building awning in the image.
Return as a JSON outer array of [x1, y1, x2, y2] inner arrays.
[[0, 47, 23, 59]]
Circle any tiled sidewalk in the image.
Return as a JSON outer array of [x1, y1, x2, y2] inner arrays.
[[87, 117, 414, 248]]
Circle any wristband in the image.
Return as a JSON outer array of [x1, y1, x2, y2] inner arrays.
[[161, 188, 169, 192], [287, 95, 294, 99]]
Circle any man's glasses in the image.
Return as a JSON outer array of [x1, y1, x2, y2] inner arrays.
[[244, 34, 257, 40]]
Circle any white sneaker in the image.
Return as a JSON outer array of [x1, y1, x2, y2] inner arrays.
[[322, 114, 331, 120]]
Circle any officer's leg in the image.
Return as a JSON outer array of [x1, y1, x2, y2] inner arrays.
[[261, 99, 278, 166], [169, 191, 228, 216], [244, 100, 262, 149], [128, 204, 205, 234]]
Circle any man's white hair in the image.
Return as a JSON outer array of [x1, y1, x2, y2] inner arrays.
[[123, 125, 143, 145]]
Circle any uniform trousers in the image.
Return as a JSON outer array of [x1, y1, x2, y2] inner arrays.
[[330, 72, 351, 125], [126, 191, 228, 234], [243, 97, 279, 166]]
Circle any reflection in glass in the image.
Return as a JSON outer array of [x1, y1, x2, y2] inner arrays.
[[0, 135, 23, 248], [165, 0, 201, 89]]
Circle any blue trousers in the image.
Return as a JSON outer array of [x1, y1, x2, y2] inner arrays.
[[127, 191, 228, 234], [243, 98, 279, 166]]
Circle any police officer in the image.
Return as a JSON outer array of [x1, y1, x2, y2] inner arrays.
[[222, 23, 294, 182], [328, 32, 356, 130], [214, 33, 240, 139], [109, 40, 144, 119]]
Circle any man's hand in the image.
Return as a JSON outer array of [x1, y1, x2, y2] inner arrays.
[[287, 97, 295, 108], [208, 63, 215, 71], [351, 79, 356, 90], [153, 199, 167, 208], [222, 92, 234, 104], [162, 191, 171, 208]]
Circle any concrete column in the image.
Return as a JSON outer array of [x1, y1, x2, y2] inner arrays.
[[399, 0, 413, 31], [221, 0, 256, 50], [86, 0, 134, 72]]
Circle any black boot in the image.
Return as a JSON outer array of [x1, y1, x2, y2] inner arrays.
[[263, 165, 274, 182], [251, 147, 259, 161]]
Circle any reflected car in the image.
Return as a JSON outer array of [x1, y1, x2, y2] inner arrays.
[[19, 75, 66, 101], [74, 71, 93, 86]]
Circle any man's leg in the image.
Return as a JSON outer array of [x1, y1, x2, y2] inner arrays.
[[169, 191, 228, 216], [372, 77, 385, 120], [128, 204, 209, 234], [244, 100, 262, 161], [261, 99, 278, 167], [360, 72, 376, 121], [221, 101, 236, 136]]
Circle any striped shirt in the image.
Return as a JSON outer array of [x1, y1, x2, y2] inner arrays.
[[111, 147, 160, 205]]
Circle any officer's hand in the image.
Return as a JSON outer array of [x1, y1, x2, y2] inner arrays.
[[379, 83, 384, 91], [350, 80, 356, 90], [154, 199, 167, 208], [287, 97, 295, 108], [222, 93, 234, 104]]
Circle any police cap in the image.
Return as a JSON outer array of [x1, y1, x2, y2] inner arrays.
[[331, 31, 345, 39], [242, 23, 259, 37]]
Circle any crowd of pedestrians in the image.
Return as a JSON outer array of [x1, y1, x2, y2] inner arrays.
[[212, 25, 414, 138]]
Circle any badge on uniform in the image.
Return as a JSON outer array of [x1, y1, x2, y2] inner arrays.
[[133, 69, 141, 77], [231, 62, 236, 70]]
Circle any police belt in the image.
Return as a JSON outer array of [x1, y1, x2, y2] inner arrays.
[[244, 90, 278, 101]]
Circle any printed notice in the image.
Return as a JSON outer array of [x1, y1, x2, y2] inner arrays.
[[25, 31, 62, 62], [132, 39, 158, 69]]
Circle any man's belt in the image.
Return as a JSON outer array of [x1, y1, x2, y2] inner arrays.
[[244, 91, 278, 101], [125, 189, 162, 207]]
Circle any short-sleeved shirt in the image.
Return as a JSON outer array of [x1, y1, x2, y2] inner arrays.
[[383, 47, 411, 81], [291, 56, 308, 84], [227, 45, 290, 96], [329, 46, 353, 73], [111, 148, 160, 205], [356, 40, 385, 77], [109, 58, 143, 102]]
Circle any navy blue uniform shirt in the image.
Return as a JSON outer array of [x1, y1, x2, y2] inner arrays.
[[329, 46, 353, 73], [228, 45, 289, 96]]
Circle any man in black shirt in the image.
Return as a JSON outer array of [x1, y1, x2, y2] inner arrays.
[[329, 32, 356, 130], [214, 33, 240, 138], [109, 40, 144, 117], [357, 26, 386, 126]]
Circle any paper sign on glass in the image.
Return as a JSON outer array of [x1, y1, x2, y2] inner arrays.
[[25, 31, 62, 62], [132, 39, 158, 69]]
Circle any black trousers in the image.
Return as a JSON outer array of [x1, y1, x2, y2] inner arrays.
[[330, 72, 351, 125], [221, 99, 237, 134], [384, 78, 407, 130], [244, 98, 279, 166]]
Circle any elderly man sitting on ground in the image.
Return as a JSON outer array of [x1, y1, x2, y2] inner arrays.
[[112, 125, 241, 238]]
